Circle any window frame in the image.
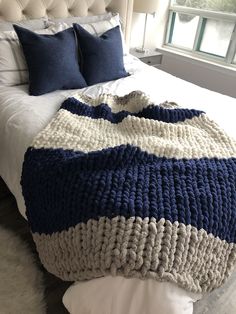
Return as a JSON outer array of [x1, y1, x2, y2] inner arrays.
[[165, 5, 236, 68]]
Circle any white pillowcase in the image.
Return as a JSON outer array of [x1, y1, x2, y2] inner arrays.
[[63, 276, 201, 314], [0, 18, 47, 31], [49, 13, 128, 55], [0, 24, 66, 86]]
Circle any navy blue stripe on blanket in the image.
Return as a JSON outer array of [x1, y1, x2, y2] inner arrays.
[[21, 145, 236, 242], [61, 97, 204, 124]]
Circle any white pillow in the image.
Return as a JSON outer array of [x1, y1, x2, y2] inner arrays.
[[50, 13, 128, 55], [0, 24, 66, 86], [63, 277, 201, 314], [0, 18, 48, 31]]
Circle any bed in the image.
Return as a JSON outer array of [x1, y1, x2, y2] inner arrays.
[[0, 1, 235, 314]]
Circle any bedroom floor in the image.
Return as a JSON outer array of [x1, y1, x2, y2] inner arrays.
[[0, 177, 70, 314]]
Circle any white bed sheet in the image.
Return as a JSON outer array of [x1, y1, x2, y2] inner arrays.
[[0, 55, 235, 314]]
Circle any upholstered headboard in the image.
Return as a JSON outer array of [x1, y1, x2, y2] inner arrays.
[[0, 0, 133, 44]]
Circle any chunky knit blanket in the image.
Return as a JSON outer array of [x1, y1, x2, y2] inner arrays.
[[21, 91, 236, 294]]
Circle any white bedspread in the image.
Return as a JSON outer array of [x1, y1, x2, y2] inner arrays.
[[0, 55, 235, 314]]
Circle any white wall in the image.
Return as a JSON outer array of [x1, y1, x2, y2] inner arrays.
[[130, 1, 169, 49], [130, 1, 236, 98], [159, 51, 236, 98]]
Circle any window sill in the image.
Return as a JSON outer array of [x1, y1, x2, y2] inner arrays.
[[158, 45, 236, 76]]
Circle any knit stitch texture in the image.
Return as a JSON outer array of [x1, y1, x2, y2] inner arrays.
[[21, 91, 236, 293]]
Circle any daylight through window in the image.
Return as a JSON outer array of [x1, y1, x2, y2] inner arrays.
[[166, 0, 236, 67]]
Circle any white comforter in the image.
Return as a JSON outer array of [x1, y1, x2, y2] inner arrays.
[[0, 55, 235, 314]]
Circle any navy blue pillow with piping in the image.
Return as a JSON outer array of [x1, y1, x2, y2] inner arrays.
[[73, 24, 128, 85], [13, 25, 87, 96]]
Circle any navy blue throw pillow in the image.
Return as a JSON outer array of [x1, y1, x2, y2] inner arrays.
[[73, 24, 128, 85], [13, 25, 87, 96]]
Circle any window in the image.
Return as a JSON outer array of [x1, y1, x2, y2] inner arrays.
[[166, 0, 236, 67]]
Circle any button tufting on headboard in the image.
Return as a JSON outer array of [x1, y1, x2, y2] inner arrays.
[[0, 0, 133, 45]]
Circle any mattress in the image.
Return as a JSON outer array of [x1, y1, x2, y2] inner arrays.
[[0, 55, 235, 313]]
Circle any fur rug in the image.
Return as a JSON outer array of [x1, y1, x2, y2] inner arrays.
[[194, 271, 236, 314], [0, 226, 45, 314]]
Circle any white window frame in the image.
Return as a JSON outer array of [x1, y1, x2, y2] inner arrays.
[[165, 4, 236, 68]]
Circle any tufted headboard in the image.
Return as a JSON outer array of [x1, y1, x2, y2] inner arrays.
[[0, 0, 133, 44]]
